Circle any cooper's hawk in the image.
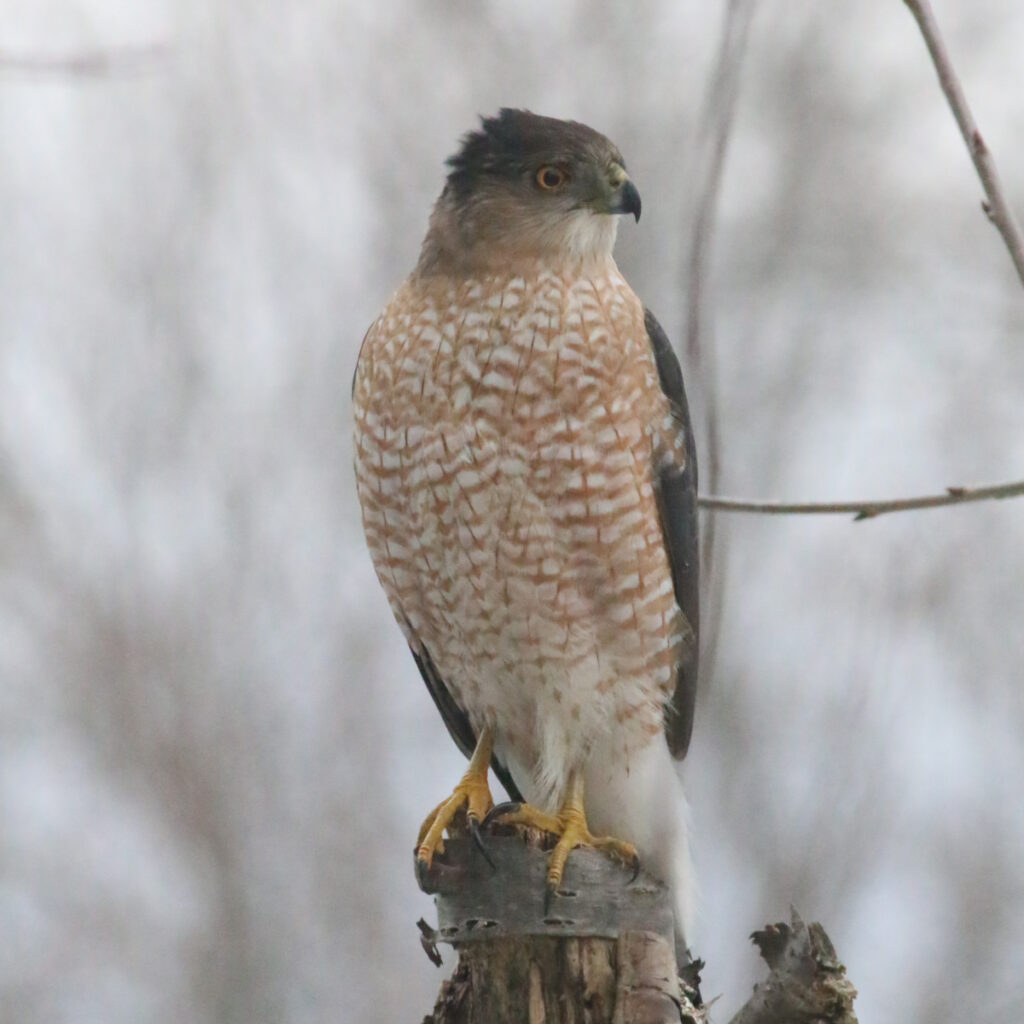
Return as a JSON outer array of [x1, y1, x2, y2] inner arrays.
[[353, 109, 699, 953]]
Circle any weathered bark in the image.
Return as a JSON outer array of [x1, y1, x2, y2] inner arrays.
[[422, 933, 684, 1024], [418, 834, 700, 1024], [727, 910, 858, 1024]]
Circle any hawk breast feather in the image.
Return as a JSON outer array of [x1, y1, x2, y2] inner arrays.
[[405, 309, 700, 789]]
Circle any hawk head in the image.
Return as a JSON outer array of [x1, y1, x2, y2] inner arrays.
[[419, 109, 641, 273]]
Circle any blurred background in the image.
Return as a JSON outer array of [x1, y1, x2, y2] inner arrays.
[[2, 1, 1023, 1021]]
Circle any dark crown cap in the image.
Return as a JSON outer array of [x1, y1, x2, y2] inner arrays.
[[445, 108, 623, 200]]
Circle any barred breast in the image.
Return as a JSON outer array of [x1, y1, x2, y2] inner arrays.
[[353, 258, 689, 804]]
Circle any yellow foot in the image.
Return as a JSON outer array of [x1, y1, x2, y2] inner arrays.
[[490, 774, 639, 892], [416, 728, 494, 871]]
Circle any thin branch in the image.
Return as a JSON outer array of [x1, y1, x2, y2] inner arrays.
[[685, 0, 757, 680], [0, 44, 171, 77], [699, 478, 1024, 520], [686, 0, 757, 563], [903, 0, 1024, 288], [696, 8, 1024, 525]]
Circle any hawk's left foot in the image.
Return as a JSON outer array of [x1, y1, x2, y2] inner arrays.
[[488, 772, 638, 892], [416, 728, 494, 873]]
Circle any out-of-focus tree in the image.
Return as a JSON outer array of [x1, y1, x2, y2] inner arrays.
[[1, 3, 1023, 1023]]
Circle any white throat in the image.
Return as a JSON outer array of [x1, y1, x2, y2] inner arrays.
[[560, 210, 620, 263]]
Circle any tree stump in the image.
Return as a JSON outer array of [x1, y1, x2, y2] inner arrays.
[[417, 833, 698, 1024], [414, 833, 860, 1024], [730, 911, 858, 1024]]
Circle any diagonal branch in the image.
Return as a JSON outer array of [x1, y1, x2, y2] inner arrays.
[[699, 477, 1024, 520], [903, 0, 1024, 288]]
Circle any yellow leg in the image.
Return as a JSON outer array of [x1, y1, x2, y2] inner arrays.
[[416, 728, 495, 869], [492, 772, 638, 891]]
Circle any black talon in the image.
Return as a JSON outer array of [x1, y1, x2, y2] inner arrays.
[[468, 815, 496, 871], [415, 856, 430, 888], [482, 800, 521, 828], [628, 852, 641, 882]]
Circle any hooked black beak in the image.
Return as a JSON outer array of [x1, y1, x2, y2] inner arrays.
[[609, 178, 642, 222]]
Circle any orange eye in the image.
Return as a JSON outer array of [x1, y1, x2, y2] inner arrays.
[[536, 166, 568, 190]]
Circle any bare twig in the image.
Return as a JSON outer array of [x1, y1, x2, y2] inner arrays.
[[0, 44, 171, 77], [699, 477, 1024, 520], [694, 8, 1024, 524], [903, 0, 1024, 288]]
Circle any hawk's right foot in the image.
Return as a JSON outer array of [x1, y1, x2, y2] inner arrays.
[[416, 728, 495, 873], [486, 773, 639, 893]]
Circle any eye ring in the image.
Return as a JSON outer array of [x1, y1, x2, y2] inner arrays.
[[536, 165, 568, 190]]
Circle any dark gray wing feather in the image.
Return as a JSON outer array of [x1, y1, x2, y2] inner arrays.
[[645, 309, 700, 760], [410, 641, 525, 803]]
